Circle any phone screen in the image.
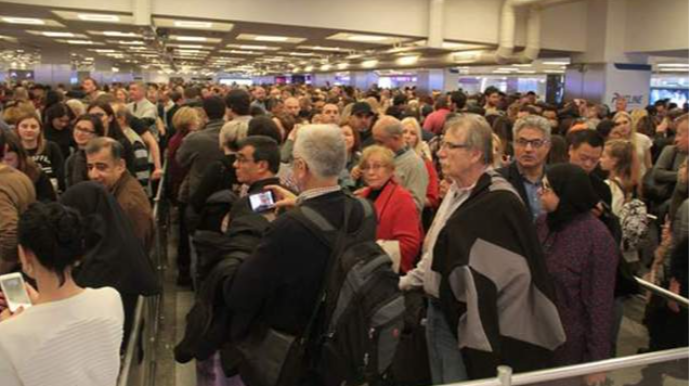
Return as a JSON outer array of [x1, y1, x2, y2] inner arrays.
[[0, 274, 32, 312], [249, 190, 277, 213]]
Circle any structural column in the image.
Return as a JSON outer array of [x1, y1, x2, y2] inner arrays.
[[417, 68, 459, 95], [565, 0, 652, 109], [33, 47, 73, 86]]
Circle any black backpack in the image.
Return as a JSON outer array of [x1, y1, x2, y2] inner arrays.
[[290, 197, 405, 386]]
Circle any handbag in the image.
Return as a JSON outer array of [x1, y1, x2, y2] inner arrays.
[[235, 200, 353, 386]]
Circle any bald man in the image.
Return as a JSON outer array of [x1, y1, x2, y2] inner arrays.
[[373, 116, 428, 212], [284, 97, 300, 118]]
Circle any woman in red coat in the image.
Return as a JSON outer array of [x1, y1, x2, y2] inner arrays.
[[357, 145, 422, 273]]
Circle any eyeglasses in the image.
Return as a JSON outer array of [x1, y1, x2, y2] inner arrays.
[[361, 163, 388, 171], [439, 140, 470, 151], [515, 138, 549, 149], [74, 126, 95, 135]]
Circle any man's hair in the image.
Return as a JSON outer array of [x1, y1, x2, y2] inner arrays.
[[676, 113, 689, 127], [449, 91, 467, 110], [513, 115, 552, 141], [445, 113, 494, 166], [85, 137, 124, 162], [183, 86, 200, 100], [294, 124, 347, 179], [225, 89, 251, 116], [203, 96, 226, 120], [374, 116, 403, 138], [83, 77, 99, 89], [248, 116, 282, 144], [566, 129, 604, 150], [237, 135, 280, 174], [169, 91, 183, 103]]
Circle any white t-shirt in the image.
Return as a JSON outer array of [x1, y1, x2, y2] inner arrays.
[[633, 132, 653, 178], [0, 287, 124, 386]]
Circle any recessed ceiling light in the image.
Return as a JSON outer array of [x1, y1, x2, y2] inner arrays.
[[298, 45, 345, 52], [174, 20, 213, 28], [304, 66, 314, 72], [174, 36, 207, 42], [78, 14, 120, 22], [173, 44, 205, 49], [337, 63, 349, 70], [92, 49, 117, 53], [396, 55, 419, 66], [657, 63, 689, 68], [66, 40, 96, 45], [43, 31, 75, 38], [102, 31, 139, 37], [542, 61, 570, 66], [289, 52, 316, 57], [222, 50, 260, 55], [320, 64, 332, 71], [253, 35, 289, 42], [2, 17, 45, 25], [361, 60, 378, 68], [347, 34, 388, 42], [117, 40, 145, 45]]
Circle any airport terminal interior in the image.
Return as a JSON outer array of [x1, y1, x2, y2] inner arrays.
[[0, 0, 687, 385]]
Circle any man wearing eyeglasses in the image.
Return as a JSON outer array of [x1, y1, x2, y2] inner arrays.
[[400, 114, 565, 382], [498, 116, 552, 220]]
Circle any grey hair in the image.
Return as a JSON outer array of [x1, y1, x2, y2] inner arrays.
[[513, 115, 551, 141], [445, 113, 494, 165], [85, 137, 123, 161], [293, 124, 346, 179], [376, 116, 403, 138], [219, 120, 248, 151]]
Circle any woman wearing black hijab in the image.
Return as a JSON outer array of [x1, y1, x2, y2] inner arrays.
[[536, 164, 619, 385], [60, 181, 160, 343]]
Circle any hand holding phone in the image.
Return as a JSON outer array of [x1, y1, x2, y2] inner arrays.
[[249, 190, 278, 213], [0, 273, 33, 313]]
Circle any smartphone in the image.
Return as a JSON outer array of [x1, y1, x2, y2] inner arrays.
[[248, 190, 277, 213], [0, 273, 32, 312]]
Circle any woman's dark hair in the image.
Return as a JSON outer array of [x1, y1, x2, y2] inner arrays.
[[2, 130, 41, 182], [547, 135, 569, 165], [18, 202, 87, 286], [87, 100, 125, 140], [74, 114, 106, 137], [44, 102, 73, 126], [43, 90, 63, 112]]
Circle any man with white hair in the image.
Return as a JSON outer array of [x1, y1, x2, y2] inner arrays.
[[400, 114, 565, 382], [228, 125, 377, 385]]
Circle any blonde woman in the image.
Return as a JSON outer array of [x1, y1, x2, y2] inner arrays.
[[600, 139, 641, 265], [401, 117, 440, 210], [356, 146, 422, 273], [611, 111, 652, 180]]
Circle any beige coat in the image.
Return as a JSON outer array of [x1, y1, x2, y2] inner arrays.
[[0, 166, 36, 273]]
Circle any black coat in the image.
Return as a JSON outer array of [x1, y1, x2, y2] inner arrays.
[[228, 191, 368, 339], [432, 170, 565, 379], [175, 215, 271, 369], [497, 162, 533, 217]]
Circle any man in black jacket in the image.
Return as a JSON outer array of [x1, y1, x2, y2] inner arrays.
[[229, 136, 283, 220], [402, 114, 565, 382], [228, 125, 374, 383]]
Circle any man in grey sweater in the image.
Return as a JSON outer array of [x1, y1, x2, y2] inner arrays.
[[373, 116, 429, 212], [176, 96, 227, 198]]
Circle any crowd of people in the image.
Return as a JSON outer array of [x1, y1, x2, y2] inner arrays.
[[0, 77, 687, 386]]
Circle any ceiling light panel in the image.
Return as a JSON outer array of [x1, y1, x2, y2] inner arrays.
[[226, 44, 280, 51], [327, 32, 410, 45], [236, 34, 305, 44], [219, 50, 261, 55], [53, 11, 134, 24], [297, 45, 346, 52], [172, 36, 221, 43], [0, 16, 64, 27], [153, 17, 234, 32]]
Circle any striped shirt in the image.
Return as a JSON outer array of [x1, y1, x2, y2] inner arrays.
[[0, 287, 124, 386]]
